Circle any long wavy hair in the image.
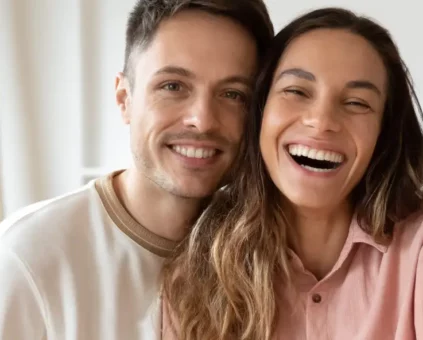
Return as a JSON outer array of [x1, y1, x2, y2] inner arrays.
[[162, 7, 423, 340]]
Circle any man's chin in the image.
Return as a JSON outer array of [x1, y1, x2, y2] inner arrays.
[[169, 188, 216, 200], [166, 181, 221, 200]]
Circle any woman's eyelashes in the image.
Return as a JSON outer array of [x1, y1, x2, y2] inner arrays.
[[281, 86, 374, 113], [283, 88, 308, 97], [344, 99, 373, 113]]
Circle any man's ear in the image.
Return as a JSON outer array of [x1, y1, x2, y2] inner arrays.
[[115, 72, 132, 124]]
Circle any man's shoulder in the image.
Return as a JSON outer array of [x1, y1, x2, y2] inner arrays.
[[0, 180, 165, 339], [0, 182, 102, 255]]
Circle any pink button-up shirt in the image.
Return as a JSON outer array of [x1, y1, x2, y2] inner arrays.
[[274, 212, 423, 340], [163, 212, 423, 339]]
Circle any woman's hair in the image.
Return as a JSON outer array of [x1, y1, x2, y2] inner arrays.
[[162, 7, 423, 340]]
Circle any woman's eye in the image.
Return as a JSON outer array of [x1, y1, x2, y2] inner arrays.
[[344, 101, 373, 113], [346, 101, 369, 108], [284, 89, 306, 97]]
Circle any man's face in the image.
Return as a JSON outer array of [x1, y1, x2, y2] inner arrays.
[[116, 10, 258, 198]]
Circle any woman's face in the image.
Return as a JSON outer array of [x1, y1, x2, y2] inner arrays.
[[260, 29, 387, 211]]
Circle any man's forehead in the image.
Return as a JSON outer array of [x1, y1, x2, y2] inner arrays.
[[134, 54, 257, 85], [131, 10, 258, 78]]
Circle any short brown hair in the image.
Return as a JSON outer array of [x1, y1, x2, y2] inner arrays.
[[123, 0, 274, 80]]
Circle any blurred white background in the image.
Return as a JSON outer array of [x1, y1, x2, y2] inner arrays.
[[0, 0, 421, 219]]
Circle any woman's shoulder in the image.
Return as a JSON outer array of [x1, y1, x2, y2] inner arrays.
[[391, 210, 423, 256], [395, 210, 423, 235]]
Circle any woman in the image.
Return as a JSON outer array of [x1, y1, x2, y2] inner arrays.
[[163, 7, 423, 340]]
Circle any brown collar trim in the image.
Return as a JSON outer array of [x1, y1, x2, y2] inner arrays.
[[95, 171, 177, 258]]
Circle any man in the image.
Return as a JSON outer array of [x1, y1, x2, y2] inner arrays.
[[0, 0, 273, 339]]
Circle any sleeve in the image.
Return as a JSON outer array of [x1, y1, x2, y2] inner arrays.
[[415, 248, 423, 338], [0, 249, 47, 339]]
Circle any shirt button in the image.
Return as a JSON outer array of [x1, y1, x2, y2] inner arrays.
[[312, 293, 322, 303]]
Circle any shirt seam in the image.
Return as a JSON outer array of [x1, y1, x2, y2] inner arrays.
[[5, 248, 51, 339], [0, 184, 92, 241]]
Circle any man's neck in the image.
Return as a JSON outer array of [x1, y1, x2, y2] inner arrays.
[[113, 169, 206, 242], [289, 201, 353, 280]]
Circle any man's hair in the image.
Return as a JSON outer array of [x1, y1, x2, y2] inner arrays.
[[123, 0, 274, 83]]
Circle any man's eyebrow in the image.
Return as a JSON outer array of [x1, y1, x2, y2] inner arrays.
[[154, 66, 253, 89], [274, 68, 316, 82], [154, 65, 195, 78], [218, 75, 254, 88]]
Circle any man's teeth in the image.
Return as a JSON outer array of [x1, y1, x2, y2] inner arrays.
[[288, 144, 344, 163], [172, 146, 216, 159]]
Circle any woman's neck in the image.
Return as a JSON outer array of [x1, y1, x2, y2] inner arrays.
[[288, 201, 353, 280]]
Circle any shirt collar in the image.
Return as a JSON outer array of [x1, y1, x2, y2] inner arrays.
[[286, 214, 389, 263], [348, 215, 389, 253]]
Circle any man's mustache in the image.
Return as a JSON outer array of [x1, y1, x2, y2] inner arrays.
[[162, 131, 233, 148]]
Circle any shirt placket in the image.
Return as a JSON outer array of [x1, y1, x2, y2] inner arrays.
[[304, 285, 329, 340]]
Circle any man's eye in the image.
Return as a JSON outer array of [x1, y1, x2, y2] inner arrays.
[[162, 82, 181, 91], [223, 91, 246, 102]]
